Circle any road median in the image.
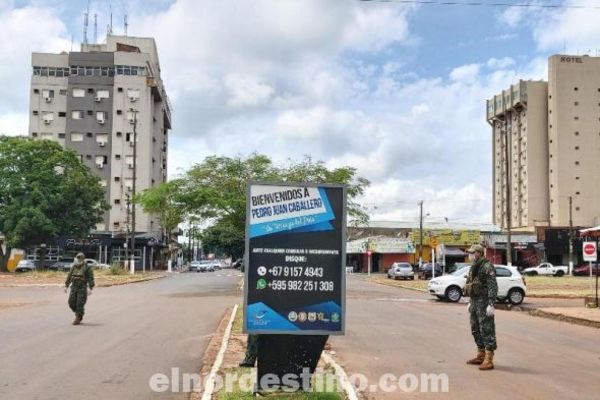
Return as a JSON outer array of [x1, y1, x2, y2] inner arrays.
[[0, 270, 168, 288], [194, 305, 352, 400]]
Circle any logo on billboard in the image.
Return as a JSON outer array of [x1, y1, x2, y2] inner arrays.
[[257, 266, 267, 276], [298, 312, 308, 322], [288, 311, 298, 322]]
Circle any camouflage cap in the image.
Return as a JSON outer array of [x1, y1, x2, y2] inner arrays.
[[76, 252, 85, 259], [466, 244, 485, 254]]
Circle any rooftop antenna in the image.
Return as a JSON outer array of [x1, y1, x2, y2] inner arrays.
[[107, 2, 113, 36], [94, 13, 98, 44], [124, 14, 128, 36], [83, 0, 90, 45]]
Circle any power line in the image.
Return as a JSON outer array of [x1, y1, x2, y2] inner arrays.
[[360, 0, 600, 10]]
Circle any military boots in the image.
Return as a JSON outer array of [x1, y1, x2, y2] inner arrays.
[[466, 349, 485, 365], [479, 350, 494, 370], [72, 316, 82, 325]]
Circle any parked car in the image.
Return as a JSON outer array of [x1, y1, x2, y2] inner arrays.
[[418, 262, 443, 280], [522, 262, 568, 277], [427, 265, 527, 305], [573, 263, 600, 276], [49, 259, 74, 271], [387, 262, 415, 280], [189, 261, 202, 272], [15, 259, 36, 272], [232, 258, 243, 269]]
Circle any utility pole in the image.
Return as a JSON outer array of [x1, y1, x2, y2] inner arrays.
[[569, 196, 574, 275], [125, 193, 130, 266], [418, 201, 424, 266], [130, 109, 138, 274], [504, 120, 512, 267]]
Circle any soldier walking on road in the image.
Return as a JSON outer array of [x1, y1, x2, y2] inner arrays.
[[65, 253, 95, 325], [464, 244, 497, 370]]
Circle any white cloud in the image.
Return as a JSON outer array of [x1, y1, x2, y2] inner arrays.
[[224, 74, 274, 108], [449, 64, 480, 84], [0, 5, 70, 134], [486, 57, 515, 70]]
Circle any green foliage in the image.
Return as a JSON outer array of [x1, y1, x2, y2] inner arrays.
[[135, 179, 187, 239], [0, 136, 109, 249], [109, 264, 127, 275], [183, 154, 369, 258]]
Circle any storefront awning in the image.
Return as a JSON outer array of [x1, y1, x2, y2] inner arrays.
[[443, 247, 467, 257]]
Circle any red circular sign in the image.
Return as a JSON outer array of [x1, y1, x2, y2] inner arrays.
[[583, 243, 596, 255], [366, 251, 372, 256]]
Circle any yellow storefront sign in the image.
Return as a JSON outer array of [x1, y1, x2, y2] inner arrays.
[[409, 229, 480, 246]]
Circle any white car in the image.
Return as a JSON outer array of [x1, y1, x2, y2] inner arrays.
[[522, 262, 568, 277], [427, 265, 527, 305]]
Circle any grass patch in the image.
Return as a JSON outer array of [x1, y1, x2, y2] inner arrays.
[[232, 305, 244, 334], [367, 274, 428, 291], [215, 367, 344, 400], [0, 269, 166, 286]]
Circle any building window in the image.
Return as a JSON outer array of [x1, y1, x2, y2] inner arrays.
[[575, 146, 579, 150], [96, 112, 107, 124], [58, 112, 66, 117], [115, 154, 121, 160], [73, 89, 85, 98], [87, 110, 93, 116], [72, 110, 84, 119], [576, 191, 580, 195], [71, 133, 84, 142], [117, 87, 123, 92], [116, 131, 122, 137], [95, 155, 107, 167], [116, 109, 122, 115], [96, 133, 108, 146], [574, 116, 579, 120], [574, 102, 579, 106], [85, 154, 92, 160], [576, 207, 580, 211], [95, 89, 109, 100], [33, 88, 39, 94], [575, 161, 580, 165], [32, 110, 38, 116], [574, 87, 578, 91], [575, 131, 579, 136], [576, 176, 580, 180], [87, 88, 94, 94], [114, 177, 120, 182], [114, 199, 121, 205], [58, 133, 66, 139], [59, 89, 67, 96], [86, 132, 93, 137]]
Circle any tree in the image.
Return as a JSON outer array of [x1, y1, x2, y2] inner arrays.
[[0, 136, 109, 271], [183, 154, 369, 259], [135, 179, 187, 244]]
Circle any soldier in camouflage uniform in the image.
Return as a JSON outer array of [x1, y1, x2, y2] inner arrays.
[[464, 244, 497, 370], [64, 253, 95, 325]]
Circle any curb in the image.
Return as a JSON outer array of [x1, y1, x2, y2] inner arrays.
[[321, 351, 360, 400], [529, 309, 600, 329], [190, 306, 236, 400], [97, 274, 168, 287]]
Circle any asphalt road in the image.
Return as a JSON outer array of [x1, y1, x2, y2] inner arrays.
[[330, 275, 600, 400], [0, 271, 242, 400]]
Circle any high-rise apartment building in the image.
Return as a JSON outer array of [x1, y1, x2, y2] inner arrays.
[[28, 35, 171, 236], [487, 55, 600, 231]]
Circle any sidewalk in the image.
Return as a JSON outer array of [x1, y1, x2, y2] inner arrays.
[[530, 307, 600, 329]]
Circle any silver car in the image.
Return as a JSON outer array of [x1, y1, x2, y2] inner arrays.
[[387, 262, 415, 280]]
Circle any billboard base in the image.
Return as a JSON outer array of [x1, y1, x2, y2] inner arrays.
[[256, 334, 328, 393]]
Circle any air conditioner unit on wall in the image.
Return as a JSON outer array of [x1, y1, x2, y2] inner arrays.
[[95, 96, 102, 102], [98, 118, 105, 125], [44, 96, 52, 103], [129, 96, 137, 102], [96, 163, 104, 169], [99, 142, 106, 147], [43, 118, 52, 125]]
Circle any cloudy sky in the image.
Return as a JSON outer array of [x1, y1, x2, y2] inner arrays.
[[1, 0, 600, 227]]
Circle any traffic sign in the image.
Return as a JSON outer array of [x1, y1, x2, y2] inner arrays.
[[583, 242, 597, 262]]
